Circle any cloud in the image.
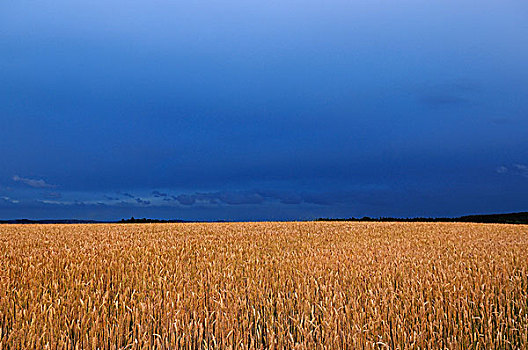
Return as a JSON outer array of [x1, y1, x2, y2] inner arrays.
[[135, 198, 151, 205], [152, 191, 168, 197], [169, 189, 391, 207], [117, 192, 152, 205], [172, 191, 266, 206], [496, 164, 528, 178], [175, 190, 296, 206], [104, 195, 120, 201], [12, 175, 56, 188], [1, 196, 20, 204], [37, 199, 70, 205], [496, 166, 508, 174], [173, 194, 195, 205], [514, 164, 528, 177], [173, 193, 218, 206]]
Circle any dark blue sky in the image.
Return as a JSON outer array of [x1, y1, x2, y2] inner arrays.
[[1, 0, 527, 220]]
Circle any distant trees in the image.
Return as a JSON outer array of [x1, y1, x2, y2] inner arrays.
[[119, 217, 186, 223], [315, 212, 528, 224]]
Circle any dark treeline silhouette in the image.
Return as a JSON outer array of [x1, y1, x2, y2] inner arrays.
[[1, 212, 527, 224], [119, 217, 187, 223], [316, 212, 528, 225]]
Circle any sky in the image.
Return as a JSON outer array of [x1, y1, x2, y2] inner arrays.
[[1, 0, 528, 221]]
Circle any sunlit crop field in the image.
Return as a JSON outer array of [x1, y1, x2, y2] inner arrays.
[[1, 222, 527, 349]]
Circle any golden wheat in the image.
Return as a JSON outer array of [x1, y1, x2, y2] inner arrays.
[[0, 222, 527, 349]]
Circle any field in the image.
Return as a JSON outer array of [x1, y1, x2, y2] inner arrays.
[[1, 222, 527, 349]]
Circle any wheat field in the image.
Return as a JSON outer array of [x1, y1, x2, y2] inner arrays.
[[0, 222, 527, 349]]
